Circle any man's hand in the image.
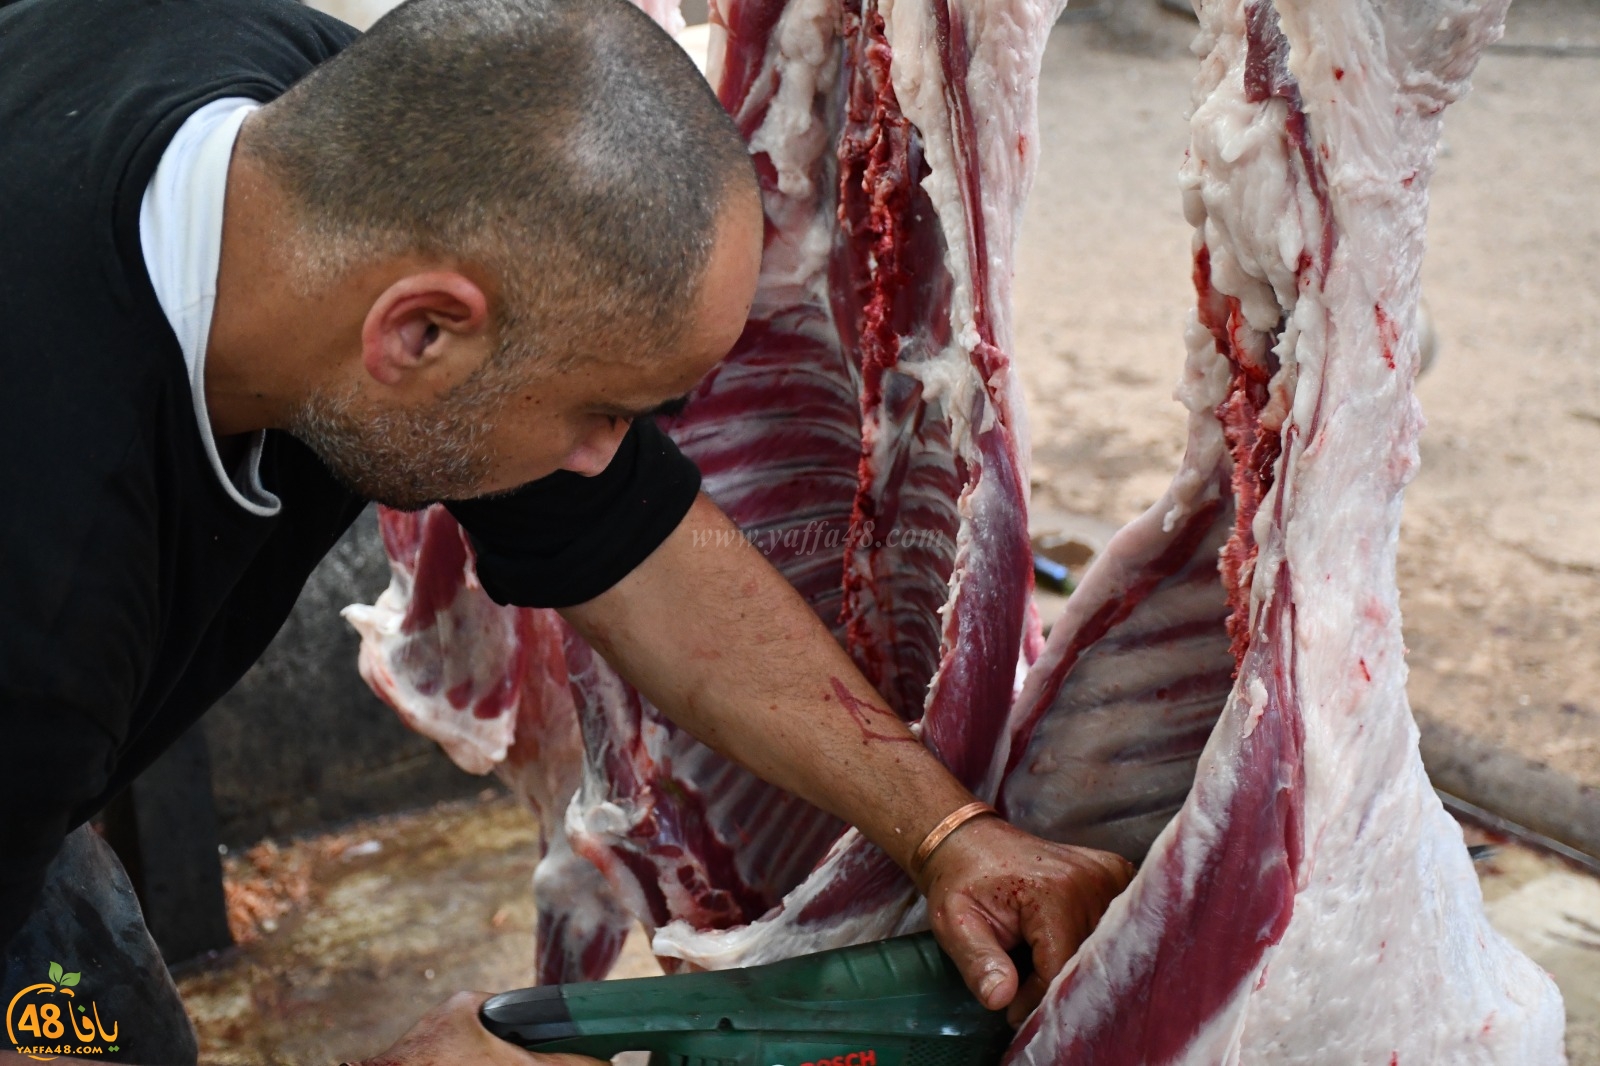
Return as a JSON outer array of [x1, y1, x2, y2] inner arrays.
[[919, 818, 1134, 1025], [355, 992, 604, 1066]]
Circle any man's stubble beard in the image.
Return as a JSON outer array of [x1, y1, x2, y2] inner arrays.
[[287, 363, 523, 511]]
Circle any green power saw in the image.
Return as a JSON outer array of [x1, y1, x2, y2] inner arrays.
[[480, 932, 1017, 1066]]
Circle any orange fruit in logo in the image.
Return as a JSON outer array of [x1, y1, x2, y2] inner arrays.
[[7, 966, 106, 1062]]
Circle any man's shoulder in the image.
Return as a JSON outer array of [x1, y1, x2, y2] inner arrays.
[[0, 0, 357, 222], [0, 0, 358, 101], [0, 0, 357, 50], [0, 0, 360, 388]]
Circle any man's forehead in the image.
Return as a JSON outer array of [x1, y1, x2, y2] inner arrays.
[[687, 195, 763, 348]]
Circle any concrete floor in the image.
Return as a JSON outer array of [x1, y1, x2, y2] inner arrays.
[[175, 794, 667, 1066], [1466, 825, 1600, 1063]]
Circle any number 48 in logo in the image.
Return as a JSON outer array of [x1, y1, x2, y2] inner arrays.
[[6, 960, 119, 1060]]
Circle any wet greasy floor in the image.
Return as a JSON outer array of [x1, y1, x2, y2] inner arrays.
[[176, 793, 666, 1066], [174, 792, 1599, 1065]]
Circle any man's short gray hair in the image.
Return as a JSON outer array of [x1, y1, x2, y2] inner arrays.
[[242, 0, 754, 368]]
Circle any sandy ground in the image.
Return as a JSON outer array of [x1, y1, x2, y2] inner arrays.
[[175, 793, 1599, 1064], [1014, 0, 1600, 790]]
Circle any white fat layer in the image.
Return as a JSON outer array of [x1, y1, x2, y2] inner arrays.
[[1181, 992, 1257, 1065], [1009, 0, 1563, 1060], [342, 559, 516, 776], [881, 0, 1062, 466], [744, 0, 841, 204], [1260, 325, 1298, 431], [652, 829, 918, 967], [531, 828, 632, 958], [882, 0, 978, 366], [565, 797, 663, 932], [1232, 0, 1563, 1057], [1162, 301, 1233, 532], [1241, 675, 1269, 739], [719, 0, 846, 345], [874, 0, 983, 464]]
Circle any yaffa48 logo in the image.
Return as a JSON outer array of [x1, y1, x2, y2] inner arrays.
[[5, 962, 120, 1061]]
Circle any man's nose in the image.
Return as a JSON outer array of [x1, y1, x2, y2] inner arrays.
[[560, 417, 631, 477]]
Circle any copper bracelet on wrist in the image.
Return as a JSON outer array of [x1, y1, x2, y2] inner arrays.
[[909, 800, 997, 887]]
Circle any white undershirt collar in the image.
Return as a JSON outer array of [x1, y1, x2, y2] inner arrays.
[[139, 97, 281, 518]]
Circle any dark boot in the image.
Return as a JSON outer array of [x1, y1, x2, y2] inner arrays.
[[2, 828, 198, 1066]]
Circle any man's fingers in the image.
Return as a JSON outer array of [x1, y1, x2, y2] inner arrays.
[[935, 899, 1019, 1011], [1008, 971, 1051, 1027], [457, 990, 607, 1066], [1003, 847, 1136, 1024], [358, 989, 612, 1066], [450, 989, 493, 1013], [1002, 862, 1082, 1025], [1023, 895, 1075, 987], [1103, 852, 1137, 893], [922, 826, 1139, 1024]]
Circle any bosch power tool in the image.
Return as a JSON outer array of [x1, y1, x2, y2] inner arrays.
[[480, 932, 1017, 1066]]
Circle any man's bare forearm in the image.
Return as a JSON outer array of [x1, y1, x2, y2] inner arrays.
[[560, 494, 974, 871]]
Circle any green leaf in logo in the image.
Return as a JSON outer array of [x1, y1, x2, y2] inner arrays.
[[77, 1006, 86, 1014], [48, 962, 63, 983], [60, 973, 80, 987]]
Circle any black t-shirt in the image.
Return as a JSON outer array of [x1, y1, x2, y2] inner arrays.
[[0, 0, 702, 947]]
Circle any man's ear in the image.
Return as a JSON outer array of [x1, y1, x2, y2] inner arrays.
[[361, 271, 491, 388]]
